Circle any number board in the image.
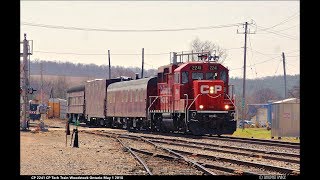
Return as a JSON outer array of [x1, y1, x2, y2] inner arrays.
[[209, 65, 218, 71], [190, 65, 202, 71]]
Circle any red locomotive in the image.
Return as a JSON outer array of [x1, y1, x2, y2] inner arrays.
[[67, 51, 237, 136], [148, 51, 236, 135]]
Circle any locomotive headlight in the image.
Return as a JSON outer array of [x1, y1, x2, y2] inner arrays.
[[199, 105, 204, 109], [209, 86, 214, 94], [224, 105, 230, 110]]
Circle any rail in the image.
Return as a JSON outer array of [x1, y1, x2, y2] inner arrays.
[[116, 137, 153, 175]]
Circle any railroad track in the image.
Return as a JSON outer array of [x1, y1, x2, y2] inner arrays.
[[84, 131, 215, 175], [137, 130, 300, 149], [83, 130, 300, 175], [202, 135, 300, 149], [122, 134, 300, 164]]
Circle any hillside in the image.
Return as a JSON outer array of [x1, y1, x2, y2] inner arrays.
[[27, 60, 300, 101], [29, 60, 157, 78]]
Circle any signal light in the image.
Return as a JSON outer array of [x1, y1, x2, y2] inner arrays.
[[199, 105, 204, 109], [27, 87, 36, 94], [224, 105, 230, 110]]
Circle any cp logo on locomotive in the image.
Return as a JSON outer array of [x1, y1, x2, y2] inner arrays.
[[200, 85, 222, 94]]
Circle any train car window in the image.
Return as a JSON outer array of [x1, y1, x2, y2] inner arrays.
[[141, 89, 144, 102], [135, 89, 138, 102], [130, 91, 133, 102], [157, 73, 163, 83], [121, 91, 124, 102], [220, 70, 227, 83], [109, 93, 111, 103], [192, 72, 204, 80], [181, 72, 189, 84]]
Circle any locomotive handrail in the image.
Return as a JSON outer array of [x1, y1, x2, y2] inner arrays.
[[187, 94, 202, 113], [185, 93, 202, 132], [225, 94, 237, 109], [184, 94, 188, 131], [147, 95, 160, 118]]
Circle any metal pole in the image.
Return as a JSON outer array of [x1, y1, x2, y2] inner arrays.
[[21, 33, 29, 130], [141, 48, 144, 78], [282, 52, 287, 99], [108, 50, 111, 79], [40, 62, 43, 104], [242, 22, 248, 130]]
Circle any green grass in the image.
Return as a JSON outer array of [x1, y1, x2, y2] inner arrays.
[[231, 128, 300, 143]]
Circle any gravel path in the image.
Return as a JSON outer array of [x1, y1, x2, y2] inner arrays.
[[20, 130, 144, 175]]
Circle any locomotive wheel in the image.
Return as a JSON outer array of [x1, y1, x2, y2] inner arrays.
[[126, 119, 133, 131], [155, 117, 163, 132], [99, 119, 105, 127]]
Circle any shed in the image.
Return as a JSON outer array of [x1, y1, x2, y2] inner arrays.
[[248, 104, 271, 127], [271, 98, 300, 138], [48, 98, 68, 119]]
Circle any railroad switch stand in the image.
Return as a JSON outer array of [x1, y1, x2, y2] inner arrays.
[[66, 121, 70, 135], [71, 129, 79, 148]]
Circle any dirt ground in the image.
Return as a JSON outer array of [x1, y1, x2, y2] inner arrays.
[[20, 119, 145, 175]]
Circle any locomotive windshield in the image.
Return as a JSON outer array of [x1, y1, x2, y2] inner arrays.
[[192, 72, 204, 80], [220, 70, 227, 83], [206, 72, 217, 80], [182, 72, 189, 84]]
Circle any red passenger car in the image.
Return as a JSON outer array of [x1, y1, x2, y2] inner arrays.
[[106, 77, 157, 129]]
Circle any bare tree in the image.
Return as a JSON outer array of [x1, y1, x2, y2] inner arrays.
[[288, 85, 300, 98], [54, 75, 68, 99], [252, 88, 281, 104], [190, 37, 227, 63]]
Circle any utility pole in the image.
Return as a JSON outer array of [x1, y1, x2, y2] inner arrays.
[[39, 61, 47, 130], [282, 52, 287, 99], [141, 48, 144, 78], [108, 50, 111, 79], [40, 62, 44, 104], [237, 21, 255, 129], [20, 33, 33, 131]]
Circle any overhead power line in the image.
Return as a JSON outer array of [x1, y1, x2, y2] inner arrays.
[[258, 24, 298, 34], [33, 48, 243, 56], [249, 49, 299, 57], [33, 50, 169, 56], [259, 11, 299, 31], [257, 27, 298, 40], [22, 22, 242, 32], [229, 56, 280, 71]]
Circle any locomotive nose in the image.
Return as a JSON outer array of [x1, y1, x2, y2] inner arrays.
[[193, 80, 224, 111]]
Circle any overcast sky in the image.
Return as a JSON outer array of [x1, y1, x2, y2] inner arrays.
[[20, 1, 299, 79]]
